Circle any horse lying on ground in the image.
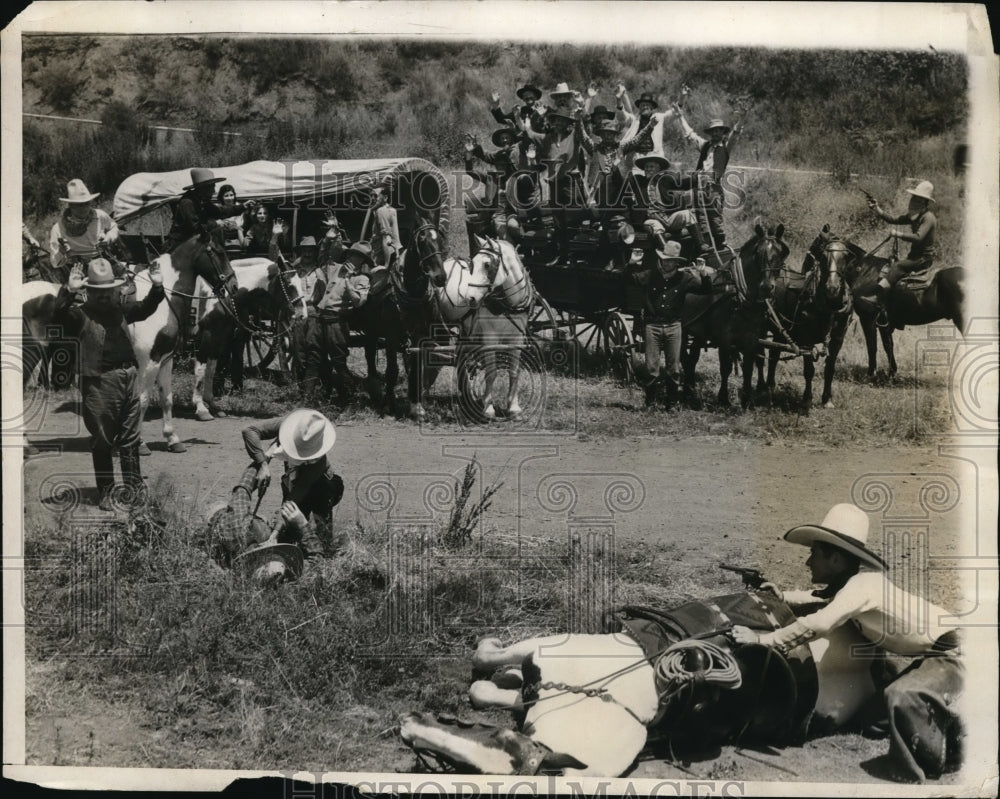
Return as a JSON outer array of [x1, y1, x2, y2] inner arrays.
[[190, 258, 305, 421], [399, 591, 878, 777]]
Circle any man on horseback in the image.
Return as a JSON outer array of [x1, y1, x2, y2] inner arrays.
[[732, 503, 963, 783], [631, 243, 716, 408], [54, 258, 165, 510], [48, 179, 122, 282], [868, 181, 937, 304], [205, 410, 345, 570]]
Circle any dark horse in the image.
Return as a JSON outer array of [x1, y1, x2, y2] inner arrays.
[[804, 228, 966, 377], [351, 213, 448, 415], [761, 229, 853, 412]]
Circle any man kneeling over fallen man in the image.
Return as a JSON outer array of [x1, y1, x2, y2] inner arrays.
[[205, 409, 344, 583]]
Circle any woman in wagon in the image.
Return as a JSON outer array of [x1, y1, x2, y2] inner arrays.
[[206, 409, 345, 571], [241, 203, 284, 256], [731, 503, 963, 783], [48, 179, 122, 281], [166, 168, 255, 253], [867, 181, 938, 303], [215, 183, 246, 252]]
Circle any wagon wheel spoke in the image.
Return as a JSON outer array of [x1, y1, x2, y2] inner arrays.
[[600, 311, 636, 384]]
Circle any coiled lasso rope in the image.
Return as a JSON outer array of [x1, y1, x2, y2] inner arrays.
[[653, 639, 743, 691]]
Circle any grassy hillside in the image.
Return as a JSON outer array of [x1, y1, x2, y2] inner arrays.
[[22, 36, 968, 262]]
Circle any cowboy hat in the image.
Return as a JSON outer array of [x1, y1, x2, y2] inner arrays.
[[906, 180, 936, 203], [635, 92, 659, 108], [703, 118, 731, 134], [515, 83, 542, 101], [549, 82, 575, 98], [784, 503, 887, 571], [635, 154, 671, 170], [655, 240, 684, 261], [82, 258, 125, 289], [183, 167, 227, 191], [232, 542, 304, 583], [590, 105, 616, 122], [344, 241, 375, 269], [277, 409, 336, 463], [60, 179, 100, 204], [491, 127, 519, 147], [296, 236, 318, 249], [596, 119, 620, 135]]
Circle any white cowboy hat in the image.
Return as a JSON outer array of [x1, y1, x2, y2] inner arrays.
[[549, 82, 575, 98], [60, 179, 100, 204], [232, 542, 304, 583], [277, 409, 336, 462], [784, 503, 887, 571], [655, 240, 684, 260], [906, 180, 935, 203], [82, 258, 125, 289]]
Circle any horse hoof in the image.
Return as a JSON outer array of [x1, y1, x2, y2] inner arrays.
[[214, 409, 228, 418], [823, 400, 835, 409], [195, 409, 213, 422], [484, 407, 497, 421], [167, 442, 188, 453], [137, 442, 152, 456]]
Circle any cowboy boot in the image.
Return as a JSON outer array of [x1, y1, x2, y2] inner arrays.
[[92, 449, 116, 511], [643, 377, 659, 408], [662, 376, 680, 411], [119, 445, 147, 508]]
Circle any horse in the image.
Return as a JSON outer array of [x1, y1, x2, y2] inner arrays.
[[130, 237, 237, 453], [437, 235, 535, 422], [190, 258, 306, 421], [398, 590, 878, 777], [805, 229, 966, 377], [21, 281, 61, 389], [350, 213, 448, 416], [758, 229, 853, 412], [679, 236, 772, 408]]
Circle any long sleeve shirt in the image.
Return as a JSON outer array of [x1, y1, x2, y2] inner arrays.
[[50, 209, 118, 269], [52, 283, 165, 377], [491, 103, 547, 133], [876, 209, 937, 261], [524, 118, 585, 182], [631, 266, 713, 324], [678, 115, 743, 183], [581, 117, 657, 187], [640, 171, 697, 214], [618, 92, 676, 158], [759, 571, 959, 657], [314, 262, 370, 317]]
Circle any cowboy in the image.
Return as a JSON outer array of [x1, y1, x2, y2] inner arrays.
[[464, 127, 535, 244], [166, 167, 256, 253], [490, 83, 547, 133], [317, 211, 348, 266], [674, 109, 745, 250], [48, 179, 122, 280], [732, 503, 964, 783], [302, 242, 371, 405], [53, 259, 165, 510], [633, 154, 708, 254], [867, 181, 938, 299], [581, 117, 657, 222], [630, 242, 715, 408], [616, 86, 677, 165], [235, 409, 346, 562], [370, 186, 401, 268]]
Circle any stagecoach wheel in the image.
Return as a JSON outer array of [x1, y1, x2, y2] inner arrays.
[[525, 294, 563, 373], [599, 311, 636, 384], [243, 321, 294, 382]]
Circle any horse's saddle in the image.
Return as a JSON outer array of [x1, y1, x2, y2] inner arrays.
[[614, 592, 818, 748], [897, 267, 935, 292]]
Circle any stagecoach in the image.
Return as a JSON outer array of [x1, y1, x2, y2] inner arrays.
[[112, 157, 451, 376]]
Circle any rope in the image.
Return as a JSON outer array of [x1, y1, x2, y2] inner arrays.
[[653, 639, 742, 693]]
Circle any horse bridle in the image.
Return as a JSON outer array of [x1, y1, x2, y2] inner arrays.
[[410, 221, 445, 277]]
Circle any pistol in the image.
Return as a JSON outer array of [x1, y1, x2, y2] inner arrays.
[[719, 563, 766, 590], [858, 187, 877, 204]]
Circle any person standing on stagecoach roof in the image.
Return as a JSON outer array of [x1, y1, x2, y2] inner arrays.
[[370, 186, 401, 268], [301, 242, 371, 406], [53, 258, 165, 511], [731, 503, 964, 783], [673, 108, 745, 250], [616, 85, 677, 165], [49, 179, 121, 279], [868, 181, 937, 299], [631, 242, 715, 409], [222, 409, 345, 562]]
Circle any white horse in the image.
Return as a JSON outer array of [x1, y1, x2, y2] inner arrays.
[[189, 258, 306, 421], [130, 238, 237, 453], [436, 236, 535, 422], [399, 600, 877, 777]]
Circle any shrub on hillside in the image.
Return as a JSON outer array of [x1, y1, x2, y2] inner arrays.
[[35, 62, 83, 114]]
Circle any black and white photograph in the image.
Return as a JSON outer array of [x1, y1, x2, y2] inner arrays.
[[3, 2, 998, 795]]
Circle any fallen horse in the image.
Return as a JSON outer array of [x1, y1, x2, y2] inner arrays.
[[399, 589, 880, 777]]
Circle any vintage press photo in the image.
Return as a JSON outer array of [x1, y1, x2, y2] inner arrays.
[[3, 2, 998, 795]]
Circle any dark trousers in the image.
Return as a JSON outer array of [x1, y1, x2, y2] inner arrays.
[[280, 464, 345, 558], [302, 315, 352, 402], [694, 179, 726, 248], [81, 366, 143, 499], [885, 257, 932, 288]]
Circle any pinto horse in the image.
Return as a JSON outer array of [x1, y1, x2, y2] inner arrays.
[[805, 228, 966, 377], [759, 230, 853, 411], [399, 591, 877, 777], [190, 258, 306, 421], [131, 237, 237, 453], [350, 213, 448, 416], [438, 236, 535, 422]]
